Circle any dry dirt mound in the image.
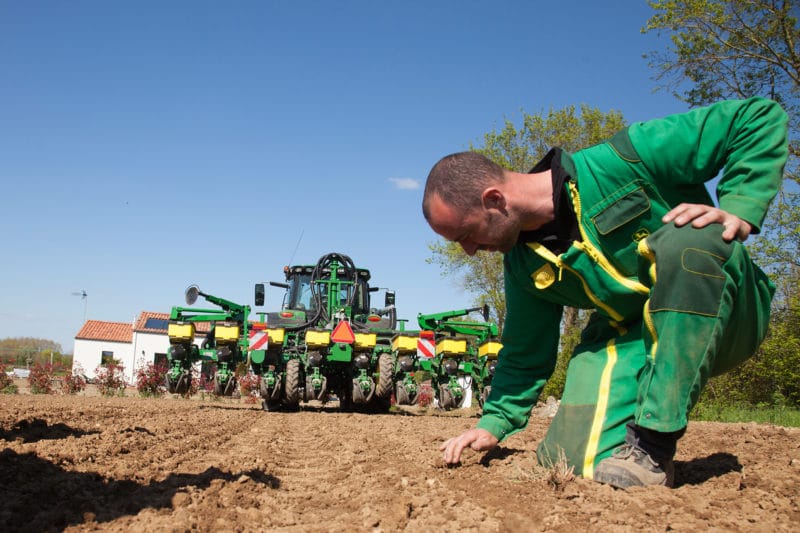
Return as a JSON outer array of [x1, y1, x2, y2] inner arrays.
[[1, 393, 798, 532]]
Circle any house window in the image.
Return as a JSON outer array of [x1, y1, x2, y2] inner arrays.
[[154, 353, 167, 367], [101, 351, 115, 366]]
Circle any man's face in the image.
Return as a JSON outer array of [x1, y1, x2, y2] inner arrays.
[[426, 193, 519, 256]]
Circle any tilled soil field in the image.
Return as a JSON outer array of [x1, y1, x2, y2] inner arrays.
[[1, 388, 798, 532]]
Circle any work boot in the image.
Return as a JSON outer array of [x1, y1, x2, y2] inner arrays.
[[593, 443, 674, 488]]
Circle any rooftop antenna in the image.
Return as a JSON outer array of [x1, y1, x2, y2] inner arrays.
[[71, 289, 88, 322]]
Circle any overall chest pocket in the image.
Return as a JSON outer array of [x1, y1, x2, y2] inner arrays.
[[592, 186, 651, 235], [585, 184, 664, 276]]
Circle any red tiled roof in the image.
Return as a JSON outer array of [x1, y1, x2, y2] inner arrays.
[[133, 311, 170, 333], [193, 321, 212, 334], [75, 320, 132, 343]]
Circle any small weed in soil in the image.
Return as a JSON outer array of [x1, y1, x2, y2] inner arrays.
[[514, 447, 575, 492]]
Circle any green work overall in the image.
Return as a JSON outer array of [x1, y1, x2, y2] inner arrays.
[[476, 97, 787, 478]]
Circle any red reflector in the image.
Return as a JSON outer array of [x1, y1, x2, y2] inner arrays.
[[330, 321, 355, 344], [420, 330, 435, 340], [280, 312, 294, 318], [367, 315, 381, 322], [251, 322, 266, 330]]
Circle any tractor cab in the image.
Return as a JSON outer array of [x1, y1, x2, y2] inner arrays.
[[255, 254, 394, 330], [282, 266, 371, 317]]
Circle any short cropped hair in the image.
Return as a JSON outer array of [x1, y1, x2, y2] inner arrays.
[[422, 151, 506, 221]]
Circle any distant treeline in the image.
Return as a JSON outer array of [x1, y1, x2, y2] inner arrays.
[[0, 337, 70, 367]]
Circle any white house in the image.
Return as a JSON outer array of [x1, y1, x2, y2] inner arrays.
[[72, 311, 210, 384], [73, 320, 134, 381]]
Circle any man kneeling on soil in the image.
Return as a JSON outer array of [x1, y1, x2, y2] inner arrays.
[[422, 97, 788, 488]]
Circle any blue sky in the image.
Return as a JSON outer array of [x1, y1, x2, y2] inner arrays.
[[0, 1, 689, 353]]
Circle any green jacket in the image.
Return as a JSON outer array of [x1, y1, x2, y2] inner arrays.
[[477, 97, 788, 441]]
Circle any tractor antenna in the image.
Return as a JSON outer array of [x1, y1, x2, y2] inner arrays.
[[287, 229, 304, 266]]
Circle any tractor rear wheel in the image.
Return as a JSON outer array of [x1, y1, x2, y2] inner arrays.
[[375, 353, 393, 400], [283, 359, 301, 410]]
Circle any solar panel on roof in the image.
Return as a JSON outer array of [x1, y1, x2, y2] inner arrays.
[[144, 317, 169, 330]]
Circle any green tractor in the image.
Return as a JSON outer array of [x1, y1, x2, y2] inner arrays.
[[252, 252, 399, 412], [165, 285, 251, 396], [414, 305, 502, 410]]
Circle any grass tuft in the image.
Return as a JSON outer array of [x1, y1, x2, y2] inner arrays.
[[514, 447, 575, 492], [691, 403, 800, 427]]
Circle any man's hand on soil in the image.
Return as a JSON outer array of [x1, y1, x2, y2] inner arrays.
[[440, 428, 499, 465]]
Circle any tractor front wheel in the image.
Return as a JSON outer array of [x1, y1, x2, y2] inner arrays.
[[282, 359, 301, 410], [375, 353, 394, 400]]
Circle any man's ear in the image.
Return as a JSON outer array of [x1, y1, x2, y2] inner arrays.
[[481, 187, 507, 211]]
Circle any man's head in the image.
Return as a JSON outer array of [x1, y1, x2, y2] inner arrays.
[[422, 151, 521, 256]]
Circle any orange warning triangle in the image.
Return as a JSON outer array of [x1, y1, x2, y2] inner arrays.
[[330, 320, 355, 344]]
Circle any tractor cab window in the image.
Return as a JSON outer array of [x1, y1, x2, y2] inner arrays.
[[338, 286, 350, 307], [353, 280, 369, 314], [287, 274, 315, 312]]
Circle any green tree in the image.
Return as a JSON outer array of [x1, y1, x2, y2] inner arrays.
[[644, 0, 799, 273], [645, 0, 800, 407], [644, 1, 800, 124], [0, 337, 63, 366]]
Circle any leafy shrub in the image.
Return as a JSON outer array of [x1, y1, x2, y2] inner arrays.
[[238, 373, 261, 404], [199, 371, 216, 395], [0, 365, 16, 394], [417, 382, 434, 407], [135, 360, 169, 397], [28, 362, 56, 394], [95, 363, 127, 397], [62, 373, 86, 394], [186, 375, 200, 397]]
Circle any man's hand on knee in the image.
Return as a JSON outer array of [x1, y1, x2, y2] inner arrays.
[[662, 203, 753, 242], [440, 428, 499, 465]]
